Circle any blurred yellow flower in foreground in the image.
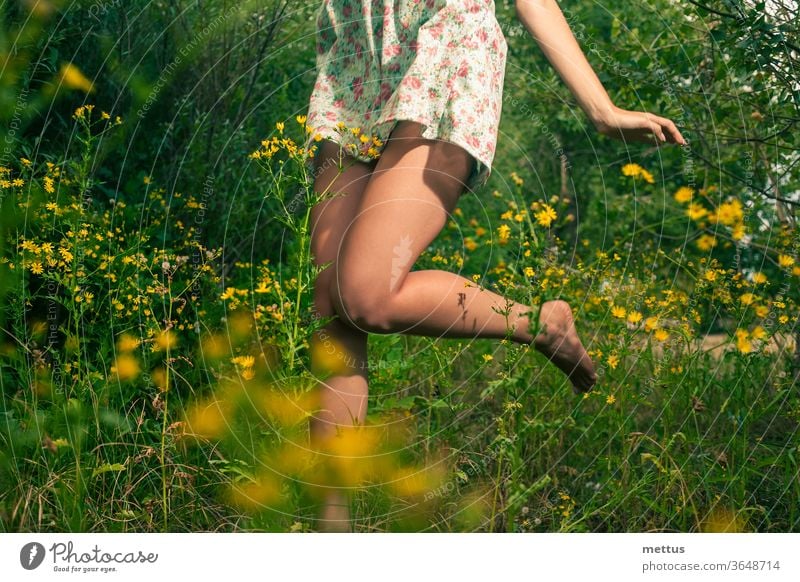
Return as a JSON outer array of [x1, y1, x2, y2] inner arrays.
[[257, 387, 317, 427], [59, 63, 94, 93], [316, 424, 386, 487], [155, 329, 177, 351], [310, 331, 357, 377], [225, 474, 283, 513], [701, 507, 747, 532], [116, 333, 140, 352], [184, 398, 234, 440], [389, 465, 447, 498], [110, 354, 139, 381]]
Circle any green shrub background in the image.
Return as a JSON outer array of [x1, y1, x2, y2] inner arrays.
[[0, 0, 798, 532]]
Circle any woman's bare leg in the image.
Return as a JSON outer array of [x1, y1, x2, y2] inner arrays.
[[331, 121, 597, 392], [308, 141, 376, 532]]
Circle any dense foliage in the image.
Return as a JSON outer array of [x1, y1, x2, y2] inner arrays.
[[1, 0, 797, 532]]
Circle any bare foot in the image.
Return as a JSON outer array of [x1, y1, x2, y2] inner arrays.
[[532, 300, 597, 394]]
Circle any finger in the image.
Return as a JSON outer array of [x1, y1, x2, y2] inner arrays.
[[650, 114, 687, 145], [647, 121, 666, 143]]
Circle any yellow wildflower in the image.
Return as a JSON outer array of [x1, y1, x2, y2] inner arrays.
[[777, 254, 794, 268], [735, 329, 751, 354], [535, 204, 557, 228], [673, 186, 693, 203], [232, 355, 256, 368], [627, 310, 643, 324], [696, 234, 717, 251], [687, 203, 708, 221], [621, 163, 643, 178], [711, 199, 743, 226], [611, 305, 626, 319], [497, 224, 511, 243]]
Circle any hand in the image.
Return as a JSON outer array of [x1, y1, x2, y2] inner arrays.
[[594, 105, 687, 146]]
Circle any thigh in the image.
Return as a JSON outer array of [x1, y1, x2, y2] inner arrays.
[[334, 121, 475, 292], [310, 140, 377, 312]]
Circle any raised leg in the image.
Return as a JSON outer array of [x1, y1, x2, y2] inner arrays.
[[330, 121, 597, 392]]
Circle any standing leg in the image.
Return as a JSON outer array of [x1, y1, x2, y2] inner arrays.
[[331, 121, 597, 392], [308, 140, 376, 532]]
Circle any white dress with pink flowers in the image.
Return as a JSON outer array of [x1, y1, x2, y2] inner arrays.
[[305, 0, 508, 191]]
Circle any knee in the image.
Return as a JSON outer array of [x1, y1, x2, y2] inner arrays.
[[329, 272, 394, 334]]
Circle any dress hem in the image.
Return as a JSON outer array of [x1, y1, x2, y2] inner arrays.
[[304, 115, 492, 192]]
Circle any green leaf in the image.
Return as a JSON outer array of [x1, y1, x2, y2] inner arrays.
[[91, 463, 126, 478]]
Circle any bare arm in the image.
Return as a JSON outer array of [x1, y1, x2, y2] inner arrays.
[[514, 0, 687, 145]]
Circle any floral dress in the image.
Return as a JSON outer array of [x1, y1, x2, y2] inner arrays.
[[305, 0, 508, 192]]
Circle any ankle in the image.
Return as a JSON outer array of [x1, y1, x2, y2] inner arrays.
[[510, 308, 535, 345]]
